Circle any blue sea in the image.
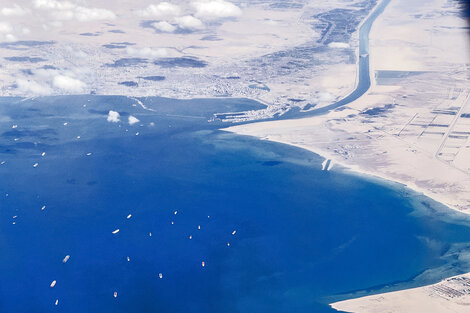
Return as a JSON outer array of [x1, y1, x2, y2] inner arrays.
[[2, 96, 470, 313]]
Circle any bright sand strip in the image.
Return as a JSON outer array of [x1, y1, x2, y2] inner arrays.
[[225, 0, 470, 219], [331, 273, 470, 313], [224, 0, 470, 311]]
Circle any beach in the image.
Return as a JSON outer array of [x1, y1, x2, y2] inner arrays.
[[223, 0, 470, 311], [331, 273, 470, 313], [1, 0, 470, 311], [6, 95, 470, 312]]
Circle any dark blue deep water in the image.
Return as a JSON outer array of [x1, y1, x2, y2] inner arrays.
[[2, 96, 470, 313]]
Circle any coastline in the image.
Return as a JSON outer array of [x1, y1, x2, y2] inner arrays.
[[222, 130, 462, 216], [221, 107, 470, 313], [1, 0, 468, 310], [7, 94, 468, 313], [223, 0, 470, 217], [221, 91, 470, 313], [3, 0, 470, 311], [223, 0, 470, 311], [330, 272, 470, 313]]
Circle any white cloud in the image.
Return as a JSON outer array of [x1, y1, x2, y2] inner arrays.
[[33, 0, 74, 10], [192, 0, 242, 19], [51, 10, 74, 20], [263, 19, 278, 26], [128, 116, 140, 125], [138, 2, 181, 18], [0, 22, 17, 41], [34, 68, 60, 79], [0, 22, 12, 33], [21, 27, 31, 35], [126, 46, 167, 57], [317, 92, 334, 102], [33, 0, 115, 22], [107, 110, 120, 123], [175, 15, 204, 30], [0, 17, 28, 42], [13, 65, 90, 95], [151, 21, 176, 32], [74, 7, 116, 22], [52, 75, 86, 92], [4, 33, 17, 41], [16, 79, 52, 96], [1, 4, 28, 16], [44, 20, 63, 28], [328, 42, 350, 49]]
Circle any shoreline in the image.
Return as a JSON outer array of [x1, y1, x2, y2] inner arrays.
[[223, 0, 470, 309], [221, 122, 470, 225], [246, 133, 464, 216], [330, 272, 470, 313], [221, 117, 470, 313], [222, 0, 470, 310], [221, 109, 470, 313]]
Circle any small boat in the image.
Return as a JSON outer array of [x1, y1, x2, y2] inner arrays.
[[63, 255, 70, 263], [113, 291, 118, 298], [112, 229, 120, 234], [50, 280, 56, 288]]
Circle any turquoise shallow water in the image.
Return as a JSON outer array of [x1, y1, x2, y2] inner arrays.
[[1, 96, 470, 312]]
